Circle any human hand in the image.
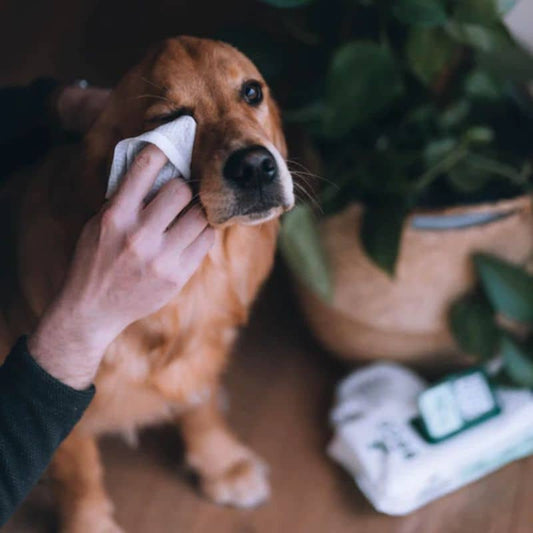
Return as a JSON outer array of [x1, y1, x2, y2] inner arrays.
[[28, 146, 214, 389]]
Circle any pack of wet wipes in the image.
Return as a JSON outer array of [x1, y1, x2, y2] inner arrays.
[[328, 363, 533, 515], [106, 115, 196, 200]]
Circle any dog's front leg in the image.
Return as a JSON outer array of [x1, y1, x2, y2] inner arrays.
[[178, 394, 270, 508], [50, 431, 122, 533]]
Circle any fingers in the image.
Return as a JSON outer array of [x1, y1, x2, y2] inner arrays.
[[176, 226, 215, 282], [141, 178, 192, 234], [112, 145, 168, 214], [164, 206, 210, 254]]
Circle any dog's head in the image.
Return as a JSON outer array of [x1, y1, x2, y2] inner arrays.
[[87, 36, 294, 226]]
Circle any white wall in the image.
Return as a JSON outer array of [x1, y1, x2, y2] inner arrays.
[[506, 0, 533, 52]]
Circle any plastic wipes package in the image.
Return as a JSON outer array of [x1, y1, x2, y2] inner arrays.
[[327, 363, 533, 515]]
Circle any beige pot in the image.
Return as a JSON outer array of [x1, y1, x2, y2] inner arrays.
[[296, 195, 533, 367]]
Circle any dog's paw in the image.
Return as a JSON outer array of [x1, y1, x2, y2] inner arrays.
[[201, 453, 270, 508], [63, 520, 124, 533], [62, 505, 124, 533]]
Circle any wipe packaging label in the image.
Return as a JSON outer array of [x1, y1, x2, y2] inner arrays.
[[418, 369, 500, 442]]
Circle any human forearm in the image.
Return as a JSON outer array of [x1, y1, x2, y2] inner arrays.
[[28, 300, 110, 390], [0, 338, 94, 525]]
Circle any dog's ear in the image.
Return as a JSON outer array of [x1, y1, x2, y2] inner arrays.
[[78, 40, 174, 212], [80, 63, 153, 210]]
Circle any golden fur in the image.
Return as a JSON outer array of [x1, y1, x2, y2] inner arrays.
[[2, 36, 292, 532]]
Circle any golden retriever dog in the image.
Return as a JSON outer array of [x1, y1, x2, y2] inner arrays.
[[2, 36, 293, 532]]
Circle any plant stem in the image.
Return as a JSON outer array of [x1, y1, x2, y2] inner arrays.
[[467, 154, 529, 185], [415, 145, 468, 192]]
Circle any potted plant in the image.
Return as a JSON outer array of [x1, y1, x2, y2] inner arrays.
[[226, 0, 533, 367], [450, 253, 533, 387]]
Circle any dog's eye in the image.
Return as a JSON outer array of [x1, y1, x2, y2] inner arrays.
[[147, 106, 194, 124], [241, 81, 263, 106]]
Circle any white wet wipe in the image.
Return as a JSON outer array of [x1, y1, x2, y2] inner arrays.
[[106, 115, 197, 199]]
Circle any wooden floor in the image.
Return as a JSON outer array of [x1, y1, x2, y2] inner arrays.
[[2, 1, 532, 531], [4, 267, 533, 533]]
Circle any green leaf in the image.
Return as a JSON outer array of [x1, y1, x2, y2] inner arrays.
[[423, 137, 457, 166], [474, 254, 533, 322], [323, 42, 403, 138], [407, 28, 457, 85], [478, 41, 533, 83], [449, 292, 498, 359], [360, 200, 408, 276], [500, 334, 533, 387], [405, 103, 438, 128], [452, 152, 526, 185], [445, 135, 498, 194], [454, 0, 500, 24], [446, 22, 504, 52], [447, 156, 494, 193], [438, 100, 470, 129], [279, 205, 332, 300], [284, 101, 325, 124], [455, 0, 517, 22], [464, 126, 494, 144], [258, 0, 313, 7], [447, 22, 533, 82], [393, 0, 448, 26], [464, 70, 504, 100]]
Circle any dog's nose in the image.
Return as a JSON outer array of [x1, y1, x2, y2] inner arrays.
[[223, 146, 278, 188]]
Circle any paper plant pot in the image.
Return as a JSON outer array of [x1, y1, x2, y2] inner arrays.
[[295, 195, 533, 366]]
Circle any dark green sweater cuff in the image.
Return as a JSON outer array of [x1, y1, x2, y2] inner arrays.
[[0, 336, 95, 525], [1, 336, 95, 429]]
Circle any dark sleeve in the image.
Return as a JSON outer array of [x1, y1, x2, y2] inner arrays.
[[0, 78, 60, 178], [0, 337, 94, 525]]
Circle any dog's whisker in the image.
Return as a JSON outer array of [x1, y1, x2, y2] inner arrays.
[[294, 181, 321, 204], [291, 173, 323, 195], [187, 191, 201, 201], [286, 159, 315, 174], [187, 193, 203, 208], [289, 168, 338, 188], [287, 159, 337, 187], [290, 170, 316, 181], [140, 76, 169, 92], [291, 173, 316, 189], [290, 170, 319, 179], [129, 94, 174, 104], [293, 182, 323, 213], [287, 159, 324, 176], [293, 182, 314, 195], [286, 159, 315, 172], [293, 191, 319, 211], [292, 175, 315, 191]]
